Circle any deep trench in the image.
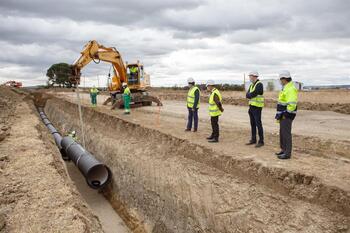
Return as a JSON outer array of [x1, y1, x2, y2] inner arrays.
[[65, 162, 131, 233], [34, 93, 350, 233]]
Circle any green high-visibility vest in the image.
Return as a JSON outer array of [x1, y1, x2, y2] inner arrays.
[[208, 88, 222, 117], [187, 86, 200, 108], [248, 81, 264, 107], [277, 81, 298, 114]]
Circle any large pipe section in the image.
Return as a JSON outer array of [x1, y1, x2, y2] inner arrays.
[[37, 107, 111, 189]]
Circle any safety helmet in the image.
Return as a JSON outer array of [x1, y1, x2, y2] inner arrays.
[[187, 77, 195, 84], [71, 130, 76, 136], [122, 82, 127, 87], [206, 80, 215, 86], [248, 71, 259, 77], [279, 70, 291, 79]]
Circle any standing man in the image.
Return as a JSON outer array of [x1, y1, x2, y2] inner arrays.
[[122, 82, 131, 114], [206, 80, 224, 143], [90, 85, 99, 107], [275, 70, 298, 159], [185, 77, 200, 132], [246, 71, 264, 147]]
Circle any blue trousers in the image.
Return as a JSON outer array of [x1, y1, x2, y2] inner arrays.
[[186, 107, 198, 130], [248, 106, 264, 143]]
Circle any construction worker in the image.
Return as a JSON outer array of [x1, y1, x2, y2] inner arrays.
[[90, 86, 99, 107], [275, 70, 298, 159], [185, 77, 200, 132], [129, 66, 138, 85], [246, 71, 264, 147], [206, 80, 224, 143], [122, 82, 131, 114], [68, 130, 77, 141]]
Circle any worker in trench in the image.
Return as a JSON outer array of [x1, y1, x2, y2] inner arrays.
[[185, 77, 200, 132], [275, 70, 298, 159], [68, 130, 77, 141], [245, 71, 265, 148], [90, 86, 99, 107], [206, 80, 224, 143], [122, 82, 131, 114]]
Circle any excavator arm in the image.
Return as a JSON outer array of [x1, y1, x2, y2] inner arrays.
[[71, 40, 127, 90]]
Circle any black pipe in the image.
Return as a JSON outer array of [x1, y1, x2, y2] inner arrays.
[[37, 108, 111, 189], [61, 136, 111, 189]]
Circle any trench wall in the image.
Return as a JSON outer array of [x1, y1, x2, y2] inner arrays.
[[44, 97, 350, 233]]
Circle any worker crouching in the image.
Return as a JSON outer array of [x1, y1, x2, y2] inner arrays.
[[206, 80, 224, 143]]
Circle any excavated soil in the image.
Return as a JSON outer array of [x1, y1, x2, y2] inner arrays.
[[43, 94, 350, 233], [150, 89, 350, 115], [0, 87, 103, 233]]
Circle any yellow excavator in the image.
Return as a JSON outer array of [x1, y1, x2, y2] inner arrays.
[[70, 40, 162, 109]]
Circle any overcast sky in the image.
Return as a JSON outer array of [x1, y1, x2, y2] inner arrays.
[[0, 0, 349, 87]]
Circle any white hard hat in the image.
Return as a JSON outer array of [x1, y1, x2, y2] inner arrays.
[[206, 80, 215, 86], [71, 130, 76, 135], [249, 71, 259, 77], [187, 77, 195, 83], [279, 70, 291, 79], [122, 82, 127, 86]]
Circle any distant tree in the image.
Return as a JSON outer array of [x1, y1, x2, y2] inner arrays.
[[46, 63, 73, 88]]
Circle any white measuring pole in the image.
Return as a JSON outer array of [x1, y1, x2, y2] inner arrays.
[[75, 86, 86, 148]]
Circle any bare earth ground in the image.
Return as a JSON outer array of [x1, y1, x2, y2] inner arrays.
[[0, 87, 104, 233], [49, 90, 350, 231], [2, 86, 349, 232], [149, 89, 350, 114]]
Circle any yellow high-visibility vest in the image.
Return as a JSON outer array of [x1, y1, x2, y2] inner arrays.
[[187, 86, 200, 108], [90, 88, 98, 94], [208, 88, 222, 117], [277, 81, 298, 114], [248, 81, 264, 107], [123, 87, 131, 95]]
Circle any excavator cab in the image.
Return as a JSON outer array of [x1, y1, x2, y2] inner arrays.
[[127, 64, 139, 85], [125, 61, 150, 88]]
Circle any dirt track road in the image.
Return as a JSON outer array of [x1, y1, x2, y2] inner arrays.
[[59, 92, 350, 142]]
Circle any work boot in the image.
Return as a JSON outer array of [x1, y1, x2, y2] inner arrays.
[[206, 135, 214, 140], [124, 112, 130, 115], [245, 140, 256, 145], [255, 142, 264, 148], [193, 129, 197, 132], [208, 138, 219, 143], [275, 151, 284, 156], [185, 129, 191, 132], [277, 154, 291, 160]]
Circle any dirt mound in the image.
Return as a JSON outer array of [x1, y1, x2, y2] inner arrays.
[[152, 91, 350, 114], [0, 87, 103, 233]]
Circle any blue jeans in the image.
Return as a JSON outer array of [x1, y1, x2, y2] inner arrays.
[[186, 107, 198, 130]]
